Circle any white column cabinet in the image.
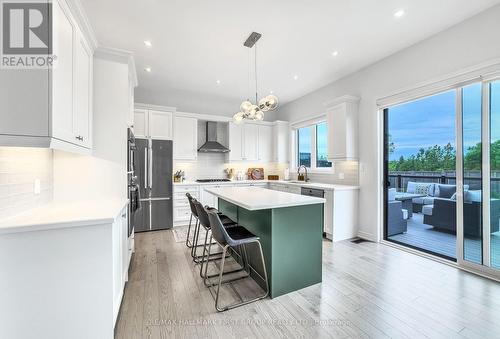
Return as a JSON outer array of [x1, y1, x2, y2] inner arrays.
[[133, 108, 173, 140], [325, 95, 360, 161], [173, 116, 197, 160]]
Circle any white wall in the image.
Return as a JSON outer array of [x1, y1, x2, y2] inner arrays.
[[0, 148, 53, 219], [277, 5, 500, 241], [53, 56, 129, 201]]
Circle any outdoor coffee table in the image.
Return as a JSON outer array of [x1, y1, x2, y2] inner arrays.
[[394, 193, 426, 218]]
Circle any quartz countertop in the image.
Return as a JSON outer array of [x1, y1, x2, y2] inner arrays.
[[174, 179, 359, 191], [205, 186, 326, 211], [0, 199, 129, 235]]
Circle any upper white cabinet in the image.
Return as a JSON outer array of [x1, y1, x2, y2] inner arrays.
[[0, 0, 95, 154], [243, 124, 259, 161], [228, 122, 260, 161], [173, 115, 197, 160], [228, 122, 244, 161], [325, 95, 360, 161], [149, 110, 173, 140], [133, 108, 173, 140], [273, 121, 289, 163], [258, 125, 273, 162]]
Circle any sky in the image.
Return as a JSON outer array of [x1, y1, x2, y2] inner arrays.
[[387, 82, 500, 161], [298, 122, 328, 159]]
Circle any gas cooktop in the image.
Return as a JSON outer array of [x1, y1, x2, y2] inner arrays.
[[196, 179, 231, 183]]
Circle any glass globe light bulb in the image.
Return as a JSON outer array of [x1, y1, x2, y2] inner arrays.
[[265, 95, 279, 111], [233, 112, 244, 123], [248, 105, 258, 118], [255, 111, 264, 121], [258, 97, 270, 112], [240, 100, 253, 113]]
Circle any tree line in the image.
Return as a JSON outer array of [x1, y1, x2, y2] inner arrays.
[[389, 140, 500, 172]]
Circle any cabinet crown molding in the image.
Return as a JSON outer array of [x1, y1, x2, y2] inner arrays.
[[95, 47, 138, 87], [134, 103, 177, 113], [66, 0, 98, 51], [323, 95, 360, 109]]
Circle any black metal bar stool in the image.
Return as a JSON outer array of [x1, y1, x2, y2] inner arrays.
[[185, 193, 199, 249], [193, 201, 246, 283], [206, 210, 269, 312]]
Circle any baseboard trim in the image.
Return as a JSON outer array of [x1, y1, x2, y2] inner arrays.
[[357, 231, 376, 242]]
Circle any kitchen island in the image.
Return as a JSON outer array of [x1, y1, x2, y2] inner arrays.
[[205, 186, 325, 298]]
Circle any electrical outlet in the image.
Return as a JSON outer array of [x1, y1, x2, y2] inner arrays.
[[338, 173, 345, 180], [34, 179, 41, 195]]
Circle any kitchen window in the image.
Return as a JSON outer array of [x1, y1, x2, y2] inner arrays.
[[295, 120, 332, 171]]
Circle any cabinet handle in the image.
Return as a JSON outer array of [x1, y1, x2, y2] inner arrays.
[[75, 135, 83, 141], [122, 213, 127, 218]]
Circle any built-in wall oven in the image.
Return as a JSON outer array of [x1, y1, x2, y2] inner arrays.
[[128, 128, 140, 236]]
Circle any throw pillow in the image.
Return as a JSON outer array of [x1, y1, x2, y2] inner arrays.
[[437, 184, 456, 199], [415, 184, 431, 196]]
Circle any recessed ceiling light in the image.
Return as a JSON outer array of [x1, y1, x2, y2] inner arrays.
[[270, 90, 274, 94], [394, 9, 405, 18], [144, 67, 152, 72], [144, 40, 152, 47], [293, 75, 299, 80], [332, 51, 339, 57], [216, 80, 221, 85]]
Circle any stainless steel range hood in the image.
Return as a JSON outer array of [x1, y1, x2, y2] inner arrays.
[[198, 121, 230, 153]]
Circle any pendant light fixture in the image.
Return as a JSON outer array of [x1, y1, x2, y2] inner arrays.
[[234, 32, 278, 123]]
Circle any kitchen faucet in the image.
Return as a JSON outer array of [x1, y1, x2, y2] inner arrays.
[[297, 165, 309, 182]]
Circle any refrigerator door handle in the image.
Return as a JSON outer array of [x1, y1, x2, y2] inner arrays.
[[144, 148, 148, 189], [149, 147, 153, 188]]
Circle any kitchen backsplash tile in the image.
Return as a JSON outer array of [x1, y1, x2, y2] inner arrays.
[[0, 147, 53, 219], [174, 152, 288, 181], [174, 153, 358, 185]]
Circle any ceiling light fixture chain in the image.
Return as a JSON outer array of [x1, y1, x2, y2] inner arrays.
[[234, 32, 278, 123]]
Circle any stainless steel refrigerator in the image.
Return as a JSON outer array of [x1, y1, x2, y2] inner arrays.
[[134, 138, 173, 232]]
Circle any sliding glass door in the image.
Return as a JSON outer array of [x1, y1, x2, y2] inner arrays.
[[384, 77, 500, 277], [489, 80, 500, 269]]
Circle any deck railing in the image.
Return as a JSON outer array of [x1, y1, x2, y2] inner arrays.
[[388, 173, 500, 192]]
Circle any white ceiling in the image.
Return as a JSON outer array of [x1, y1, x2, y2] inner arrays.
[[81, 0, 500, 108]]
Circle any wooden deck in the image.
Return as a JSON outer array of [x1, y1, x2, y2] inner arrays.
[[115, 229, 500, 339], [388, 213, 500, 267]]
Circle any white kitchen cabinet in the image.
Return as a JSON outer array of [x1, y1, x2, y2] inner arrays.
[[200, 185, 221, 209], [228, 122, 262, 161], [74, 30, 93, 148], [173, 185, 199, 226], [258, 125, 273, 162], [133, 109, 148, 138], [0, 0, 95, 154], [273, 121, 289, 163], [243, 124, 259, 161], [149, 110, 173, 140], [173, 116, 197, 160], [325, 95, 360, 161], [133, 108, 173, 140], [228, 122, 243, 161]]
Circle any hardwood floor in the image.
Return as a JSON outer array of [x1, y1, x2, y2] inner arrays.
[[115, 229, 500, 339]]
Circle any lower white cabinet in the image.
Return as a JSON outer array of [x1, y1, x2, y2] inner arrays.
[[200, 185, 221, 209], [173, 185, 199, 226], [0, 202, 131, 339], [112, 206, 129, 325]]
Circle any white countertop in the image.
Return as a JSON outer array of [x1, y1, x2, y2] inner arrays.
[[0, 199, 129, 235], [205, 186, 326, 211], [174, 179, 359, 191]]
